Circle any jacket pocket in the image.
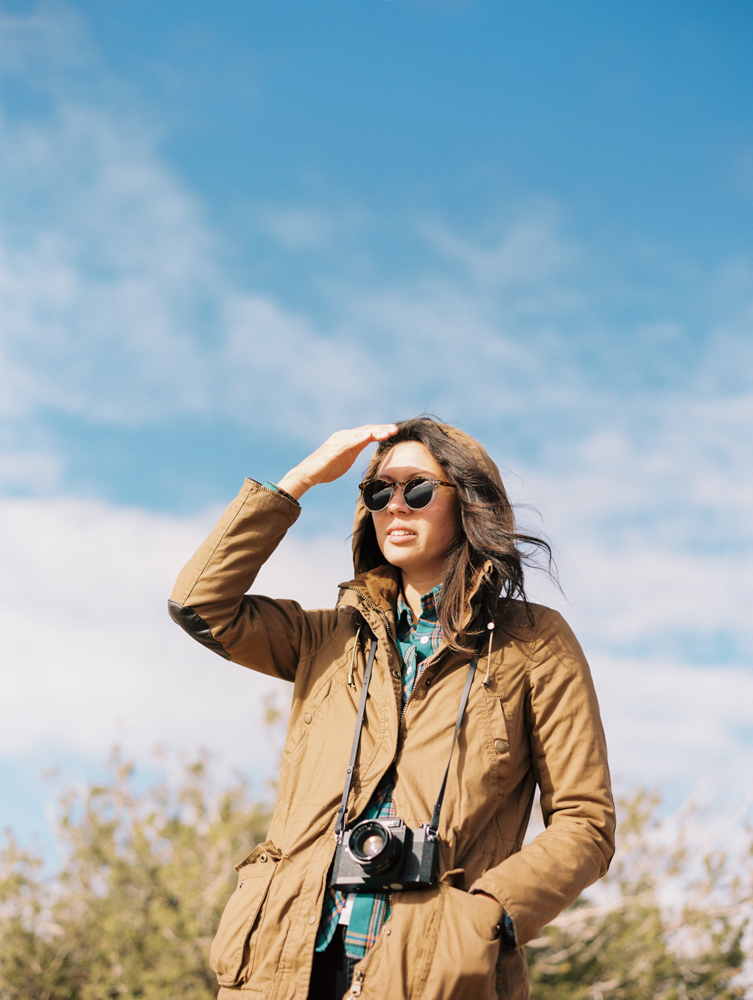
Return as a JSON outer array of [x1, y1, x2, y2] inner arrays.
[[209, 840, 281, 987], [482, 689, 513, 793], [419, 885, 501, 1000]]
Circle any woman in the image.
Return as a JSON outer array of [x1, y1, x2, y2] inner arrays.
[[169, 418, 615, 1000]]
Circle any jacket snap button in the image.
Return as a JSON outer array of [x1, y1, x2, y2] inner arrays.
[[304, 713, 312, 725], [494, 739, 509, 753], [259, 853, 268, 863], [392, 669, 400, 678], [308, 913, 317, 925], [425, 679, 432, 686]]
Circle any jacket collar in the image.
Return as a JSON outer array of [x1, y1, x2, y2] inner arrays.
[[337, 560, 494, 645], [337, 563, 401, 618]]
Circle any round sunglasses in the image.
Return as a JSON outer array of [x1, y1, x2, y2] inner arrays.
[[358, 477, 456, 512]]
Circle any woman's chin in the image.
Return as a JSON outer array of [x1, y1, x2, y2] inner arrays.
[[382, 545, 416, 571]]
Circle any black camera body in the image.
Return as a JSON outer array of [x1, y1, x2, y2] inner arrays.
[[331, 818, 438, 892]]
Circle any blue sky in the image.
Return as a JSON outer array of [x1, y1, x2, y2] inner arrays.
[[1, 0, 752, 849]]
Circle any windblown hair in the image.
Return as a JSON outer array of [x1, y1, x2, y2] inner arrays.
[[355, 417, 554, 652]]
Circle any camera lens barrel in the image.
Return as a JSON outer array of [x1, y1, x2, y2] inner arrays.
[[348, 820, 403, 874]]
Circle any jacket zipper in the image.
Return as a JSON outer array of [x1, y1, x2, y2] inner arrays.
[[342, 584, 455, 725], [346, 970, 365, 997], [343, 891, 392, 998], [337, 589, 453, 998], [400, 645, 450, 722], [340, 585, 403, 667], [341, 585, 452, 688]]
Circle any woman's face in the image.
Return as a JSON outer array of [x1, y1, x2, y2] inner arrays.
[[371, 441, 461, 588]]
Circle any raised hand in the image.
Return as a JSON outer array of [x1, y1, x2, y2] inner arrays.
[[276, 424, 398, 499]]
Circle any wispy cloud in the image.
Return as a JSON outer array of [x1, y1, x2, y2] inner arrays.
[[1, 2, 751, 837], [1, 491, 750, 820], [2, 10, 752, 451], [0, 2, 93, 78], [0, 494, 348, 765]]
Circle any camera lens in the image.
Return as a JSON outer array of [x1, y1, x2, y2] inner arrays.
[[348, 820, 402, 874], [361, 834, 385, 858]]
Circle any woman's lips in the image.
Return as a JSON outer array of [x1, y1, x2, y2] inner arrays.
[[386, 528, 416, 543]]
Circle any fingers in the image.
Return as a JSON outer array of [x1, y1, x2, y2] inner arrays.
[[365, 423, 399, 440], [333, 423, 398, 446], [316, 424, 398, 464], [276, 423, 398, 499], [315, 423, 398, 475]]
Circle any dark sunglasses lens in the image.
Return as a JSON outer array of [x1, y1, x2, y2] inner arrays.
[[404, 479, 435, 509], [363, 481, 393, 511]]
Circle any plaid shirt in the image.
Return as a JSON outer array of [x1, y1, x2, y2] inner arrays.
[[315, 586, 443, 958]]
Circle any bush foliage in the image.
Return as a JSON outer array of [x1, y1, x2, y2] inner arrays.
[[526, 791, 750, 999], [0, 758, 750, 999], [0, 753, 269, 1000]]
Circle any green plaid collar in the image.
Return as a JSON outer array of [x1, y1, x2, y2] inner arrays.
[[396, 584, 441, 629]]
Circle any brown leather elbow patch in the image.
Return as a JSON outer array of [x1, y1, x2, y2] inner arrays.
[[167, 599, 231, 660]]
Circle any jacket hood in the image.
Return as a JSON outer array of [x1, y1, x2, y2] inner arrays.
[[351, 423, 505, 574]]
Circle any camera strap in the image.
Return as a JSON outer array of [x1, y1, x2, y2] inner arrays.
[[427, 654, 478, 840], [335, 635, 378, 840], [334, 629, 486, 843]]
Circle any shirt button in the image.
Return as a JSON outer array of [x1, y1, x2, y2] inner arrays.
[[420, 636, 429, 644], [494, 739, 509, 754]]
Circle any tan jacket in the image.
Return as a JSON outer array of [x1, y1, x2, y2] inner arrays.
[[169, 472, 615, 1000]]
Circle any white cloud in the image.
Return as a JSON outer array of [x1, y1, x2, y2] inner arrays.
[[0, 448, 62, 492], [422, 205, 582, 290], [0, 15, 387, 436], [0, 495, 351, 778], [592, 655, 753, 812], [2, 2, 752, 454], [515, 405, 753, 656], [257, 202, 369, 252], [218, 293, 379, 437], [0, 1, 93, 77], [0, 98, 220, 421], [0, 492, 751, 821], [1, 0, 752, 843]]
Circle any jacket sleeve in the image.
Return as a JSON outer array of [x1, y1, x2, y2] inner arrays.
[[470, 609, 616, 946], [168, 478, 337, 681]]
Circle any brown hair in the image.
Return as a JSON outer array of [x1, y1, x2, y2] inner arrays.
[[353, 417, 553, 652]]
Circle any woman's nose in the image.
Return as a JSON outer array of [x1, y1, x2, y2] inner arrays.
[[387, 487, 409, 513]]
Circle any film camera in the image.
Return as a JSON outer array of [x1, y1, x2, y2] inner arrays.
[[331, 817, 438, 892], [331, 632, 482, 894]]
